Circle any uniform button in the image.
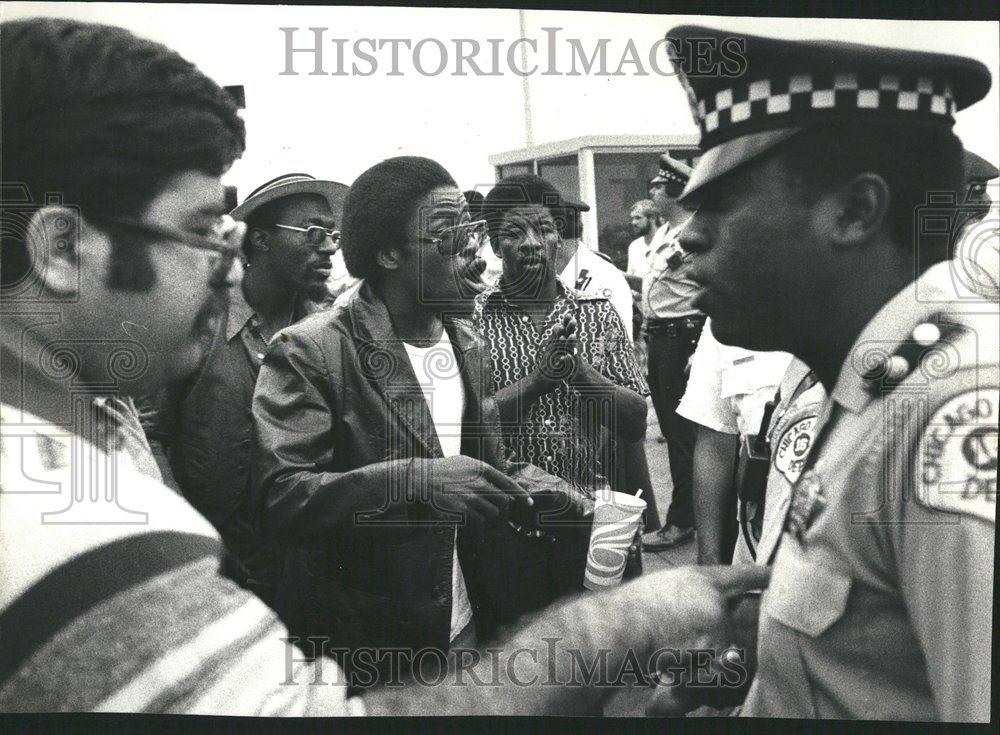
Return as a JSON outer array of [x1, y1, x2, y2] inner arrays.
[[544, 455, 553, 462], [885, 355, 910, 380], [522, 315, 530, 323], [544, 419, 554, 427], [256, 352, 265, 360], [913, 322, 940, 346]]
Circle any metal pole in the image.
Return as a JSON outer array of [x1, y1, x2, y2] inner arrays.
[[518, 9, 533, 147]]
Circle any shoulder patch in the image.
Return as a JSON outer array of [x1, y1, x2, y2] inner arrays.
[[773, 414, 819, 484], [915, 387, 997, 523]]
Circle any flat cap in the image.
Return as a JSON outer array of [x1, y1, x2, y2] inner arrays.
[[666, 25, 993, 199], [484, 174, 589, 212]]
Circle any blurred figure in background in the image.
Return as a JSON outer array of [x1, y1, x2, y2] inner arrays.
[[641, 155, 705, 550], [465, 188, 503, 287], [626, 199, 662, 343], [552, 193, 635, 335]]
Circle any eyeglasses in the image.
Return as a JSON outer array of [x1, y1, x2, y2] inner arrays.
[[89, 214, 243, 284], [419, 219, 487, 257], [275, 223, 340, 245]]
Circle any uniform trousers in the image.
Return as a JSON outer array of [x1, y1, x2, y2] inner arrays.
[[645, 314, 705, 529]]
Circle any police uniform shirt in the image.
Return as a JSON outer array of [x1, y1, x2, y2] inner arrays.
[[677, 318, 793, 437], [742, 260, 997, 721], [558, 245, 634, 336], [641, 222, 702, 320], [733, 357, 827, 565]]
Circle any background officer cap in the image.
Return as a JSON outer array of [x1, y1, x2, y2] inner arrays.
[[649, 153, 693, 187], [665, 25, 992, 200], [231, 173, 349, 225], [965, 150, 999, 182]]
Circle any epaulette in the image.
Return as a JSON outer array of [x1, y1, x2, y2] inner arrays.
[[574, 291, 610, 302], [861, 317, 965, 395]]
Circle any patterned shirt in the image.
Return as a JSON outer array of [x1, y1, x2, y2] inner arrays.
[[472, 281, 648, 495]]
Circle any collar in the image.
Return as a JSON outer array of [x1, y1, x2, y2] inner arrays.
[[653, 222, 681, 253], [831, 260, 959, 414], [345, 280, 481, 359], [342, 282, 487, 459], [225, 282, 257, 342], [489, 275, 577, 308]]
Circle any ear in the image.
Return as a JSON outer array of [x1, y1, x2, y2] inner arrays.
[[25, 206, 81, 298], [248, 227, 270, 253], [376, 245, 404, 272], [823, 173, 890, 251]]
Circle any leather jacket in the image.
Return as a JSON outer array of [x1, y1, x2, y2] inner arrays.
[[251, 282, 510, 672]]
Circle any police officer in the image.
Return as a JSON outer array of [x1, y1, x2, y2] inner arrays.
[[641, 154, 706, 549], [665, 25, 996, 721]]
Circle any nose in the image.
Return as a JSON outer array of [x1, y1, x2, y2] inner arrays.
[[519, 228, 544, 250], [317, 234, 338, 255], [458, 235, 479, 262]]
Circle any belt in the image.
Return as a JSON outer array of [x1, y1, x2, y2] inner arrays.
[[645, 314, 705, 335]]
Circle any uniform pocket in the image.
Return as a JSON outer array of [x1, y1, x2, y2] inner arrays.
[[764, 542, 851, 637]]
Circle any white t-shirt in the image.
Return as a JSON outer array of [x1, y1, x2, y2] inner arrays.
[[627, 236, 651, 279], [402, 331, 473, 641], [559, 244, 634, 337], [677, 318, 793, 437]]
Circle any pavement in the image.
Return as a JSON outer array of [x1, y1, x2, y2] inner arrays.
[[640, 398, 698, 573]]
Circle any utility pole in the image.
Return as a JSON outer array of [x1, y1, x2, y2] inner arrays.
[[518, 9, 533, 147]]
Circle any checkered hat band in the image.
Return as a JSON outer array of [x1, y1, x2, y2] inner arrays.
[[694, 72, 956, 137], [658, 169, 687, 185]]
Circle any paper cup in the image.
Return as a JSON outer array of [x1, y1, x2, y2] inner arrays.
[[583, 489, 646, 590]]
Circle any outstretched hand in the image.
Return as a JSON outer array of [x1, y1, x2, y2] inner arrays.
[[534, 315, 581, 389], [638, 565, 770, 716], [417, 455, 532, 525]]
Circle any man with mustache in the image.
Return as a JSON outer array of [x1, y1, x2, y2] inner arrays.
[[156, 174, 346, 609], [661, 25, 997, 721]]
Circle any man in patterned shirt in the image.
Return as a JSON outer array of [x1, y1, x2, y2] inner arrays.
[[473, 175, 649, 495], [471, 175, 649, 609]]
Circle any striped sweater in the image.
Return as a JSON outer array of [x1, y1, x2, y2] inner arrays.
[[0, 402, 358, 715]]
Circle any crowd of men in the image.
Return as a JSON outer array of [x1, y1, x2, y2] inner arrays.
[[0, 16, 996, 722]]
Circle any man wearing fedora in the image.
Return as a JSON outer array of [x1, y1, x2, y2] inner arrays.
[[159, 173, 347, 608]]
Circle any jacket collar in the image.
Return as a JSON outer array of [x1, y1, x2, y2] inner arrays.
[[225, 282, 256, 342], [344, 281, 487, 457]]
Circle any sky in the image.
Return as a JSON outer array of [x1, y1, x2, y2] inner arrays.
[[4, 3, 999, 198]]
